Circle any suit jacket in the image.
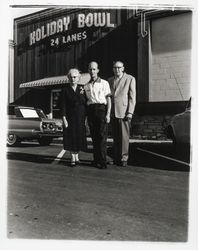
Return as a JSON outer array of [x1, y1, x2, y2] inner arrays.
[[108, 73, 136, 119]]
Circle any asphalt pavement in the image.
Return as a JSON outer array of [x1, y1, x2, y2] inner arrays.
[[7, 140, 190, 241]]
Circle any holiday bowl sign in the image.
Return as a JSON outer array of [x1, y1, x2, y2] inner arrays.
[[29, 12, 116, 47]]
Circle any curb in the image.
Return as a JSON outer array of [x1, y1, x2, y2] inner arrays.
[[53, 137, 172, 145]]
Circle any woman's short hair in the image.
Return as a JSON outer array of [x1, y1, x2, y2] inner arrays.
[[67, 68, 81, 77]]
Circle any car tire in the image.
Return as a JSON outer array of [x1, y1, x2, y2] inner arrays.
[[38, 137, 53, 146], [7, 134, 21, 146]]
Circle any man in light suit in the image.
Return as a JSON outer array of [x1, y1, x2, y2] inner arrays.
[[108, 61, 136, 167]]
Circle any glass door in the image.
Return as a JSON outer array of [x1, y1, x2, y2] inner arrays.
[[51, 89, 62, 118]]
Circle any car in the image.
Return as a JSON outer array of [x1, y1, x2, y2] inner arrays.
[[165, 99, 191, 145], [7, 105, 63, 146]]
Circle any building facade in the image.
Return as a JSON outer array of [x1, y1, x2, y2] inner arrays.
[[10, 8, 192, 139]]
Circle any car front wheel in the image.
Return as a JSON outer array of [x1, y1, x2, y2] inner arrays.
[[38, 137, 53, 146], [7, 134, 21, 146]]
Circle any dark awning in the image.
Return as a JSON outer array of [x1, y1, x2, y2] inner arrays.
[[19, 73, 91, 88]]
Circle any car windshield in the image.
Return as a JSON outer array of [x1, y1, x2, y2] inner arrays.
[[19, 108, 40, 118]]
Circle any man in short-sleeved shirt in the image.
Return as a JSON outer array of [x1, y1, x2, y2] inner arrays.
[[84, 61, 111, 169]]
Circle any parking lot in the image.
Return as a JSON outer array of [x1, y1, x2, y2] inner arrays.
[[7, 140, 190, 241]]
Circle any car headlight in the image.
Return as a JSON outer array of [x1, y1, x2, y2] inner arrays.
[[41, 121, 56, 131], [49, 123, 55, 129], [42, 123, 47, 129]]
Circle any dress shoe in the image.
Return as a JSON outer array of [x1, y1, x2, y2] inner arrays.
[[75, 160, 81, 165], [91, 161, 99, 167], [98, 164, 107, 169], [121, 161, 127, 167], [70, 161, 76, 167], [113, 161, 122, 166]]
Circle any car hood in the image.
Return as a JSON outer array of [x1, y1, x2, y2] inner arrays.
[[173, 109, 190, 118]]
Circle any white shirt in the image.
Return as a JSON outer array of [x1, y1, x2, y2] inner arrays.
[[84, 77, 111, 105]]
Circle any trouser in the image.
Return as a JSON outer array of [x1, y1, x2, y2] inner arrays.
[[87, 104, 108, 165], [112, 117, 131, 162]]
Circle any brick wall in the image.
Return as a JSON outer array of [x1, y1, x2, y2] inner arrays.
[[130, 114, 172, 140]]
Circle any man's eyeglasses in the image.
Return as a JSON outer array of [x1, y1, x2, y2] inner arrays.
[[113, 66, 123, 69]]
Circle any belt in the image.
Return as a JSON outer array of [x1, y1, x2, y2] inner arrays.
[[88, 104, 106, 111], [88, 103, 106, 106]]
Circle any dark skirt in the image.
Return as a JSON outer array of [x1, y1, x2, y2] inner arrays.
[[63, 105, 87, 152]]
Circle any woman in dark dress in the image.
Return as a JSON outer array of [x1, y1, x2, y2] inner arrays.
[[61, 68, 87, 166]]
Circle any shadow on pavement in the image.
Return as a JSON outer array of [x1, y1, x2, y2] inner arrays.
[[7, 152, 55, 164], [107, 143, 190, 172], [7, 152, 94, 168], [7, 142, 41, 148], [58, 159, 94, 168]]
